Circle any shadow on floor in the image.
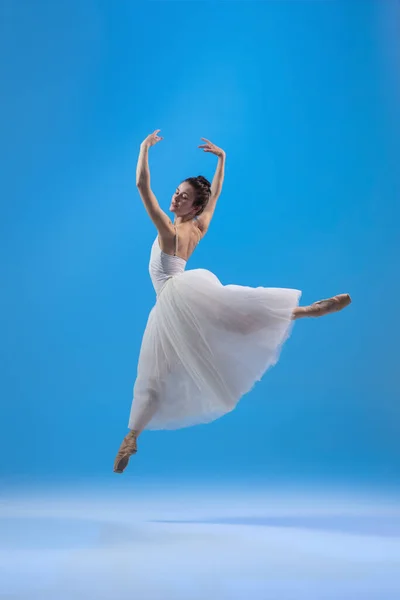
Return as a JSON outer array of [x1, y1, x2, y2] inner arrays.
[[150, 514, 400, 538]]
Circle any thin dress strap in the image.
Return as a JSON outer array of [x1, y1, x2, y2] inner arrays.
[[174, 223, 178, 256]]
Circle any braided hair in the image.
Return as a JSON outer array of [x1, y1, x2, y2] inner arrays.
[[184, 176, 212, 216]]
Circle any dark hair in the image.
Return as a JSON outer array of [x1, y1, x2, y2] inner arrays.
[[184, 176, 212, 216]]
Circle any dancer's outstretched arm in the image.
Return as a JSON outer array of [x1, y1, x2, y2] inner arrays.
[[197, 138, 226, 231], [136, 130, 173, 236]]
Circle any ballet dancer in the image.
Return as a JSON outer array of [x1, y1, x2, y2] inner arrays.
[[114, 130, 351, 473]]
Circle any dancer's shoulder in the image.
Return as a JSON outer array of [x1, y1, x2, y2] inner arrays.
[[195, 214, 210, 237]]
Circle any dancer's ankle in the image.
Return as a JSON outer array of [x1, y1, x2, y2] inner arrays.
[[292, 307, 307, 320]]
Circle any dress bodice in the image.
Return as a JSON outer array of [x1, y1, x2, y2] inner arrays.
[[149, 237, 186, 295]]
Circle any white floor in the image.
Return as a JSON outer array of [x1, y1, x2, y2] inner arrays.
[[1, 480, 399, 600]]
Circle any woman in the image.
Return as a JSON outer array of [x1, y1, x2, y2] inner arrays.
[[114, 130, 351, 473]]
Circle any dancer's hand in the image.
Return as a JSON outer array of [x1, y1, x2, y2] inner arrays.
[[198, 138, 225, 158], [141, 130, 163, 149]]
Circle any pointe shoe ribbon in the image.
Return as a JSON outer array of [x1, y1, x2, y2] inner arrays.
[[113, 430, 138, 473]]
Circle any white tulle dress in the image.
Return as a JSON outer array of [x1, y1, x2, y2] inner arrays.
[[128, 230, 301, 431]]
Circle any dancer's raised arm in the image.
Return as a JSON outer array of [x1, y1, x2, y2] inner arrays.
[[136, 130, 173, 235], [197, 138, 226, 231]]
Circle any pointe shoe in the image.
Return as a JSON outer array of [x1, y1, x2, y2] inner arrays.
[[307, 293, 352, 317], [113, 430, 138, 474]]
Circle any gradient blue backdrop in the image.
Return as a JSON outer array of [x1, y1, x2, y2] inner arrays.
[[1, 1, 399, 485]]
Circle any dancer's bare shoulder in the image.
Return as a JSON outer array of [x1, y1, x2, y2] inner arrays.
[[181, 220, 204, 260], [157, 219, 200, 260], [196, 214, 212, 242]]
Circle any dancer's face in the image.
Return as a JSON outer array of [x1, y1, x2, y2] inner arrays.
[[170, 182, 196, 218]]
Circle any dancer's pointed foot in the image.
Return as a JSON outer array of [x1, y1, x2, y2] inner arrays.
[[113, 430, 138, 473], [307, 293, 351, 317]]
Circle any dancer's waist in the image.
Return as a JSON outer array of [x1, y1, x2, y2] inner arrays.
[[152, 275, 173, 297]]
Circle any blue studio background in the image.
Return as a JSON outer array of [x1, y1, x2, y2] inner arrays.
[[1, 1, 399, 486]]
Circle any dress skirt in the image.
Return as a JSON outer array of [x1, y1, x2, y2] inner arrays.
[[128, 269, 301, 430]]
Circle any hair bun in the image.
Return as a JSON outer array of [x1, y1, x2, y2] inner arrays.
[[183, 175, 212, 216], [196, 175, 211, 191]]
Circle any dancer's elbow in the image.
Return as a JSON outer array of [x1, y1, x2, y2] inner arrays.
[[136, 178, 149, 190]]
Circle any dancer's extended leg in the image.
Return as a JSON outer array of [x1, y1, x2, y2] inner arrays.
[[292, 293, 351, 320], [113, 387, 160, 474]]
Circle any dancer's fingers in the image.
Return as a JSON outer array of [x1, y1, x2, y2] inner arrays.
[[201, 137, 212, 144]]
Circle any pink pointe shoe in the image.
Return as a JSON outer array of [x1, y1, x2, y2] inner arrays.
[[113, 430, 138, 474], [307, 293, 352, 317]]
